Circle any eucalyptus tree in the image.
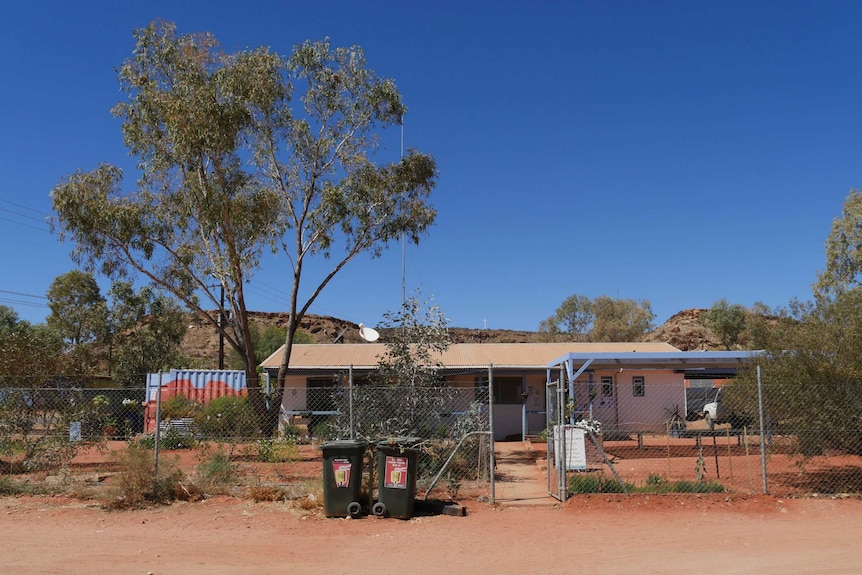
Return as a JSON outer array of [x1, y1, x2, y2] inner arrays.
[[816, 188, 862, 297], [703, 298, 747, 350], [52, 21, 437, 432]]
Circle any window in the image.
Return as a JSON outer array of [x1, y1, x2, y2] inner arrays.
[[632, 376, 645, 397], [601, 376, 614, 397]]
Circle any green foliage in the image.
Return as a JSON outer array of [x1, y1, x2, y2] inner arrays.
[[0, 476, 43, 496], [256, 437, 299, 463], [196, 450, 236, 487], [107, 444, 200, 508], [0, 385, 97, 470], [733, 291, 862, 456], [137, 426, 194, 450], [160, 395, 203, 420], [195, 395, 258, 440], [51, 21, 438, 438], [108, 282, 189, 388], [703, 299, 747, 350], [330, 293, 453, 441], [540, 294, 654, 342], [228, 323, 311, 370], [0, 305, 20, 334], [539, 294, 593, 340], [591, 296, 655, 342], [46, 270, 108, 349], [568, 472, 631, 494], [636, 473, 725, 493], [817, 188, 862, 296]]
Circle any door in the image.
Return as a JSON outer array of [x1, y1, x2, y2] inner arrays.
[[591, 376, 618, 433]]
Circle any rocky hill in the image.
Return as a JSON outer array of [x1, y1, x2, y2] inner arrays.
[[181, 308, 721, 367]]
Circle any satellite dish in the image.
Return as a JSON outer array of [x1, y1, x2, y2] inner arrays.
[[358, 323, 379, 342]]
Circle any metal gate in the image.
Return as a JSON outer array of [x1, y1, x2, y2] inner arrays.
[[546, 379, 566, 501]]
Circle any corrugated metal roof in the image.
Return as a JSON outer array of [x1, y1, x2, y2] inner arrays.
[[260, 341, 681, 371]]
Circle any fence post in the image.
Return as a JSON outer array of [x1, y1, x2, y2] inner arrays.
[[153, 372, 162, 491], [757, 364, 768, 494], [488, 363, 495, 504], [348, 364, 354, 440]]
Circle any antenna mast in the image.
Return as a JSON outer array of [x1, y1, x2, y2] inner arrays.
[[401, 117, 406, 305]]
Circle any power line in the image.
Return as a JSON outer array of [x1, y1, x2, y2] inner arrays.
[[0, 289, 48, 300], [0, 215, 50, 232], [0, 199, 46, 214]]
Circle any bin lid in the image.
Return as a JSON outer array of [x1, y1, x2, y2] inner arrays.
[[321, 439, 366, 449]]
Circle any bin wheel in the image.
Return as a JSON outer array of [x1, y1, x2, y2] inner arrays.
[[372, 502, 387, 517], [347, 501, 362, 518]]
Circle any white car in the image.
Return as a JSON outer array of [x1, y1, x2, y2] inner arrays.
[[703, 388, 752, 430]]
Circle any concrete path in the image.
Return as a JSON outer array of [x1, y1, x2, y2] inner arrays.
[[493, 441, 557, 506]]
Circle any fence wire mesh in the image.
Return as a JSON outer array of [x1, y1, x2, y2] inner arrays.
[[548, 374, 862, 498], [2, 371, 862, 501]]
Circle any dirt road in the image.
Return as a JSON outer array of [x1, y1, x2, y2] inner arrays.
[[1, 494, 860, 575]]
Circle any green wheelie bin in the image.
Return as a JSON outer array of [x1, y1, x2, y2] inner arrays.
[[372, 437, 420, 519], [321, 440, 366, 518]]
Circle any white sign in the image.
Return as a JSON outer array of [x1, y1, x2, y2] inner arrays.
[[554, 425, 587, 471]]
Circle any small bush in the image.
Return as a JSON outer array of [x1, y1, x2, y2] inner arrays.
[[160, 395, 203, 419], [195, 396, 258, 441], [0, 475, 41, 496], [569, 472, 631, 494], [257, 438, 300, 463], [136, 426, 194, 450], [106, 444, 200, 508], [196, 451, 236, 490]]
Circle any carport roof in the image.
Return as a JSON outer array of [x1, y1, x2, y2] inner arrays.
[[548, 350, 763, 378]]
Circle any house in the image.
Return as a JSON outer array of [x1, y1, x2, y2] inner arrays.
[[260, 342, 760, 440]]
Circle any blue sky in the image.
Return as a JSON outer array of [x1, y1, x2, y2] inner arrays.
[[2, 1, 861, 331]]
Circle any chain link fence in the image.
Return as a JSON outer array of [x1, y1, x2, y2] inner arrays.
[[3, 369, 862, 501], [546, 373, 862, 499]]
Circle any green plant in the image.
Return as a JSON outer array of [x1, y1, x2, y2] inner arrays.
[[106, 444, 200, 508], [160, 395, 203, 419], [568, 472, 631, 494], [136, 426, 193, 450], [195, 395, 258, 441], [257, 438, 299, 463], [196, 451, 236, 488]]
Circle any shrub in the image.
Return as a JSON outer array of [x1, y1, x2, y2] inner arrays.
[[136, 425, 194, 450], [106, 444, 201, 508], [257, 438, 299, 463], [160, 394, 203, 419], [568, 472, 632, 494], [195, 396, 258, 441], [196, 451, 236, 489]]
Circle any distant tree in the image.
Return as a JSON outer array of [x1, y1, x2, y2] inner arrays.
[[590, 296, 654, 342], [817, 189, 862, 297], [45, 271, 108, 373], [226, 323, 311, 370], [107, 282, 188, 387], [0, 305, 20, 334], [703, 298, 747, 350], [538, 294, 593, 340]]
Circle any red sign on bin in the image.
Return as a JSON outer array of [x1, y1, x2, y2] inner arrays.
[[332, 458, 352, 488], [384, 456, 409, 489]]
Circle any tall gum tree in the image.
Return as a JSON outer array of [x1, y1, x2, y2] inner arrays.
[[51, 22, 437, 433]]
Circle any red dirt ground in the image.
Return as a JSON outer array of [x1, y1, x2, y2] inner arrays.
[[3, 438, 862, 574], [2, 492, 862, 574]]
